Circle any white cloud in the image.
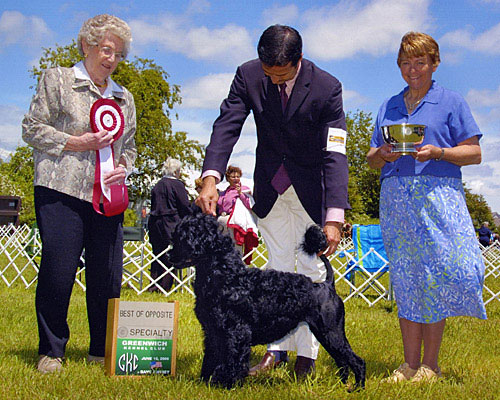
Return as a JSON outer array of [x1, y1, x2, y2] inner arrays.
[[0, 104, 25, 156], [466, 85, 500, 108], [466, 85, 500, 134], [172, 118, 211, 145], [463, 135, 500, 212], [0, 11, 53, 52], [301, 0, 432, 60], [180, 73, 234, 109], [186, 0, 211, 15], [343, 89, 370, 110], [129, 15, 254, 65], [262, 5, 299, 27], [440, 22, 500, 55], [186, 25, 253, 62]]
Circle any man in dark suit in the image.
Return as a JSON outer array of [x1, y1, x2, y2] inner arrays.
[[196, 25, 349, 377]]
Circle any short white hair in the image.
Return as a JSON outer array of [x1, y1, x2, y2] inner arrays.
[[77, 14, 132, 58], [162, 158, 182, 177]]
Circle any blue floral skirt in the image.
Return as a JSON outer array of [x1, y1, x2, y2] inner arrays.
[[380, 175, 487, 323]]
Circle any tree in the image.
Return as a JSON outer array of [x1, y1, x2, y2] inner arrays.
[[464, 184, 496, 231], [0, 146, 35, 224], [345, 110, 381, 222], [30, 41, 204, 201]]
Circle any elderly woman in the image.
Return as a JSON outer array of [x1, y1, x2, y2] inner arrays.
[[367, 32, 487, 383], [22, 14, 136, 373], [147, 158, 191, 292], [477, 221, 492, 247]]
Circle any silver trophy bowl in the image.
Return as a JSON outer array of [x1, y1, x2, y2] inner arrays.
[[381, 123, 426, 154]]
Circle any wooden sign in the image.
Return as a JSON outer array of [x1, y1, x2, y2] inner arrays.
[[105, 299, 179, 376]]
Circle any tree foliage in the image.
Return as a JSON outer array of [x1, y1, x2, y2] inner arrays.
[[0, 146, 35, 224], [464, 184, 496, 231], [345, 110, 381, 223], [29, 40, 204, 201]]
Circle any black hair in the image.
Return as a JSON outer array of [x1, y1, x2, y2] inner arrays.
[[257, 25, 302, 67]]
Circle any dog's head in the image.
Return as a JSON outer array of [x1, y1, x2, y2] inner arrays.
[[168, 213, 235, 268]]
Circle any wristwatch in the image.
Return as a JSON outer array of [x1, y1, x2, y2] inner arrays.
[[435, 148, 445, 161]]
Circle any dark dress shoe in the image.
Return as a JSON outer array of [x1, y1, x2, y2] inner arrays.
[[294, 356, 316, 378], [248, 351, 286, 376]]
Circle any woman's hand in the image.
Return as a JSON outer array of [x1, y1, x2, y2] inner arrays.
[[367, 144, 402, 169], [413, 136, 481, 166], [412, 144, 441, 162], [64, 130, 115, 152], [103, 165, 126, 186]]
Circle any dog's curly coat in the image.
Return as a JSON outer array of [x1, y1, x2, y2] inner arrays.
[[168, 213, 366, 389]]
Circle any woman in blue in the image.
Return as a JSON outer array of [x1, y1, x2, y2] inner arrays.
[[367, 32, 487, 383]]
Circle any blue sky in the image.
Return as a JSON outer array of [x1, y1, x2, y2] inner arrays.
[[1, 0, 500, 211]]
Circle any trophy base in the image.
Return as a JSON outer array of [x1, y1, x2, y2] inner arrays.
[[391, 143, 417, 155]]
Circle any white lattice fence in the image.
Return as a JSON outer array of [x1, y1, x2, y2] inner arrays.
[[1, 224, 498, 308], [0, 224, 40, 288], [480, 243, 500, 305]]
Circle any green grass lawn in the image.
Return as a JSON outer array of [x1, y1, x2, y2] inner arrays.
[[1, 282, 499, 400]]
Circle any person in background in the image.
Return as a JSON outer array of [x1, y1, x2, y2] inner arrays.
[[196, 25, 348, 378], [22, 14, 136, 373], [217, 165, 252, 254], [477, 221, 492, 248], [147, 158, 191, 292], [367, 31, 487, 383], [342, 222, 353, 239]]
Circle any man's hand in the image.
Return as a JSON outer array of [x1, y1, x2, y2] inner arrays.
[[321, 221, 343, 257], [195, 176, 219, 216]]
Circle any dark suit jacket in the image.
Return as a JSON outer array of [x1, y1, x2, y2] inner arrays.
[[203, 58, 349, 225]]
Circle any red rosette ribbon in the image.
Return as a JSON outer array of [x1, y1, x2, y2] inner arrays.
[[90, 99, 129, 217]]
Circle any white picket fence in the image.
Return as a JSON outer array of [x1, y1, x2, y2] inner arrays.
[[0, 223, 498, 308]]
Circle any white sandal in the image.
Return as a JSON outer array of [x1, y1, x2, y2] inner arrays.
[[411, 364, 442, 382], [382, 363, 417, 383]]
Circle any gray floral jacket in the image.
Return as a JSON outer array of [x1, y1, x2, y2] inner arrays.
[[22, 62, 137, 203]]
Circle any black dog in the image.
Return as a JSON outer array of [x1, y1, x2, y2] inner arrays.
[[168, 213, 365, 389]]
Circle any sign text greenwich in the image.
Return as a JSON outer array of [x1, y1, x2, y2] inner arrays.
[[105, 299, 179, 376]]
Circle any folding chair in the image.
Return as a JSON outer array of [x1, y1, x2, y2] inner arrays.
[[343, 224, 393, 308]]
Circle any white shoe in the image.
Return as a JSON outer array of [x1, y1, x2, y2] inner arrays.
[[37, 355, 63, 373], [382, 363, 417, 383], [411, 364, 442, 382]]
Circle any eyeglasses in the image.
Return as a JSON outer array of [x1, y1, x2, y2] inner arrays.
[[228, 174, 241, 179], [98, 45, 125, 61]]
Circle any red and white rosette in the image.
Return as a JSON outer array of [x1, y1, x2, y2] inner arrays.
[[90, 98, 129, 216]]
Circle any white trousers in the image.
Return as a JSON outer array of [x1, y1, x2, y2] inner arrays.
[[257, 186, 326, 359]]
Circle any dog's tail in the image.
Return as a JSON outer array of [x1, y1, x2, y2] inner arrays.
[[301, 225, 334, 284]]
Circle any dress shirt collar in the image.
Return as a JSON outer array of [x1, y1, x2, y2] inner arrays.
[[279, 60, 302, 96], [72, 61, 124, 98]]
